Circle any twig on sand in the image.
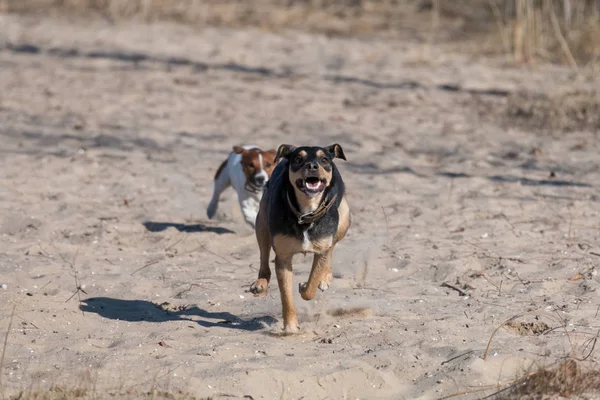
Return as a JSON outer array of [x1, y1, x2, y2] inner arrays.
[[131, 260, 160, 276], [577, 329, 599, 361], [381, 206, 389, 233], [441, 282, 467, 296], [59, 247, 86, 316], [194, 242, 232, 265], [436, 385, 498, 400], [0, 304, 16, 398], [164, 232, 187, 252], [441, 350, 474, 365], [464, 240, 489, 252], [342, 332, 354, 350], [500, 212, 519, 237]]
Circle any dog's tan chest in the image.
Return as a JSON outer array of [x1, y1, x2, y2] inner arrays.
[[273, 231, 333, 256]]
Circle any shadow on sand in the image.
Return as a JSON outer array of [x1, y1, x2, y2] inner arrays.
[[81, 297, 275, 331], [143, 221, 234, 235]]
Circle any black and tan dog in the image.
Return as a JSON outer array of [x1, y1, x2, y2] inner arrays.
[[249, 143, 350, 333]]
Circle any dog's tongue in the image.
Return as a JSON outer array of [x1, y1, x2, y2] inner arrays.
[[306, 180, 322, 190]]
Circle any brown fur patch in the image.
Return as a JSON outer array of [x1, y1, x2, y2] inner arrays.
[[336, 196, 351, 242], [309, 235, 334, 254], [272, 234, 303, 256], [262, 149, 277, 175], [238, 148, 277, 181], [300, 249, 333, 300]]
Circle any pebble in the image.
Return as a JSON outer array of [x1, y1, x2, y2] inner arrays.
[[1, 283, 7, 290]]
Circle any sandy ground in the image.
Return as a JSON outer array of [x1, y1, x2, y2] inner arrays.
[[1, 14, 600, 399]]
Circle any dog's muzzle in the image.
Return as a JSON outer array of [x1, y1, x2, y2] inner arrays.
[[246, 174, 267, 193]]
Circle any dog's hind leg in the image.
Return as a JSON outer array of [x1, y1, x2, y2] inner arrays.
[[275, 253, 299, 333], [206, 159, 230, 219], [250, 195, 271, 297], [299, 246, 334, 301]]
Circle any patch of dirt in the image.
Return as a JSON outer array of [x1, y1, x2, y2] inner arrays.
[[507, 90, 600, 132], [504, 321, 552, 336], [326, 307, 372, 318]]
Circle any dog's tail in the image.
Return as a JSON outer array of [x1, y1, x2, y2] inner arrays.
[[214, 158, 228, 180]]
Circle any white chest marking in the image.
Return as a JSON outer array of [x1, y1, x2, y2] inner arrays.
[[302, 224, 313, 252]]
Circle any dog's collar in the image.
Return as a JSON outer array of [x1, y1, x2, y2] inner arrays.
[[286, 191, 338, 225]]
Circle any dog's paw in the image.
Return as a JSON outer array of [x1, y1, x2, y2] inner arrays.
[[206, 203, 216, 219], [283, 323, 300, 334], [250, 278, 268, 297], [318, 272, 333, 292], [299, 282, 315, 301]]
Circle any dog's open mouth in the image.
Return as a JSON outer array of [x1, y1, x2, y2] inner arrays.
[[296, 177, 326, 195]]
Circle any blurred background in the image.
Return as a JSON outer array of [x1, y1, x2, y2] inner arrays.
[[2, 0, 600, 68]]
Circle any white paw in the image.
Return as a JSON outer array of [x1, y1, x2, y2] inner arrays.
[[284, 323, 299, 334], [318, 281, 330, 291]]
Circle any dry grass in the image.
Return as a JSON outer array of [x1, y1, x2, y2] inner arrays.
[[497, 360, 600, 399], [1, 1, 600, 66]]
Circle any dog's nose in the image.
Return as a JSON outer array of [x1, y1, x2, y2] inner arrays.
[[254, 175, 266, 185], [306, 162, 318, 172]]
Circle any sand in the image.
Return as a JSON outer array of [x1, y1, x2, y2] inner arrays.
[[1, 14, 599, 399]]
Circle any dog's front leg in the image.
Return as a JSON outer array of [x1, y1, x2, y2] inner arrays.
[[250, 205, 271, 297], [299, 246, 334, 301], [250, 196, 270, 297], [275, 254, 299, 333]]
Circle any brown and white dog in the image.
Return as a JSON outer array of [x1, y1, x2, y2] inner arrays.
[[207, 145, 276, 228], [249, 144, 350, 333]]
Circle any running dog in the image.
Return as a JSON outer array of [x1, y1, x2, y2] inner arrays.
[[249, 144, 350, 333], [207, 145, 276, 228]]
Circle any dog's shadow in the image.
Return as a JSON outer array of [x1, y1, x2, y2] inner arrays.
[[80, 297, 276, 331], [143, 221, 234, 235]]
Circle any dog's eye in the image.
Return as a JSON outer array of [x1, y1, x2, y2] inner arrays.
[[265, 162, 272, 168], [294, 156, 303, 164], [321, 157, 329, 164]]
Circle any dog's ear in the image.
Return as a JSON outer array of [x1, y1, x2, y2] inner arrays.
[[324, 144, 346, 161], [232, 146, 245, 154], [275, 144, 296, 164], [265, 148, 277, 159]]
